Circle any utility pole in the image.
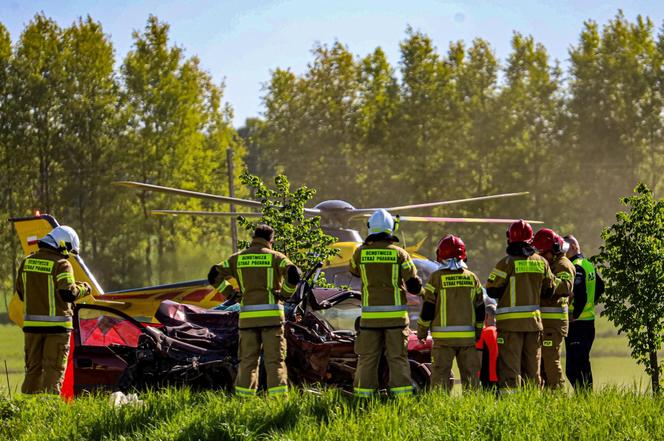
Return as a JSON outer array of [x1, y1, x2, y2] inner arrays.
[[227, 147, 238, 253]]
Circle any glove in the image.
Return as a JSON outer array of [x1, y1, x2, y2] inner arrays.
[[416, 326, 428, 342], [77, 281, 92, 296], [225, 290, 241, 302]]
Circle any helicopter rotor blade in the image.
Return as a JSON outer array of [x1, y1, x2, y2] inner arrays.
[[398, 216, 543, 224], [114, 181, 321, 214], [150, 210, 263, 217], [351, 192, 531, 214], [114, 181, 262, 208]]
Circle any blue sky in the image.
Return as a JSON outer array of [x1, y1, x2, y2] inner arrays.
[[1, 1, 663, 127]]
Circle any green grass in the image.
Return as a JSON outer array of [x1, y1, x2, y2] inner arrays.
[[1, 387, 663, 440], [0, 324, 22, 396], [1, 316, 663, 440]]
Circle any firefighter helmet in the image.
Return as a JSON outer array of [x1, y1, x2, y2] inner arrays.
[[532, 228, 563, 254], [367, 209, 398, 235], [41, 226, 80, 256], [507, 220, 533, 243], [436, 235, 467, 262]]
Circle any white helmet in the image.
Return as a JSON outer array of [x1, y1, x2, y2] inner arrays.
[[40, 226, 80, 255], [367, 209, 398, 235]]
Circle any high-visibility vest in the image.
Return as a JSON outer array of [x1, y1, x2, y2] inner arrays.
[[571, 258, 596, 321]]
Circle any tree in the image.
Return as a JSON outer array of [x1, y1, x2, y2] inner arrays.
[[120, 15, 244, 284], [593, 183, 664, 393], [236, 171, 338, 276], [567, 12, 661, 249], [7, 14, 66, 214], [58, 16, 124, 270], [0, 22, 13, 304]]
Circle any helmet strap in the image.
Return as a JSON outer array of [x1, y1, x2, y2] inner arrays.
[[58, 239, 69, 256]]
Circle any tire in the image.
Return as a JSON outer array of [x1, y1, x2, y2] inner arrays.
[[409, 360, 431, 393]]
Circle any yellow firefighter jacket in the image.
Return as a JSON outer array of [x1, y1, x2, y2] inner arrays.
[[418, 267, 484, 346], [541, 255, 575, 336], [486, 252, 555, 332], [210, 238, 298, 329], [349, 239, 418, 328], [15, 247, 87, 333]]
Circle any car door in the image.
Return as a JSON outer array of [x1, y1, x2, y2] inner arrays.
[[73, 304, 150, 394]]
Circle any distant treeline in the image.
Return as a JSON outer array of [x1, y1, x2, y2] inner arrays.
[[1, 11, 662, 298], [243, 11, 663, 273]]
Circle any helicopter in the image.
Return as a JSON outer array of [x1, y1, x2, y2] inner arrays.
[[8, 184, 539, 322], [113, 181, 540, 302], [113, 181, 539, 280]]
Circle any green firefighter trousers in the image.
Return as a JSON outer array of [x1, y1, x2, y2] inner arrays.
[[431, 344, 479, 391], [235, 326, 288, 397], [541, 328, 565, 389], [497, 330, 542, 391], [22, 332, 70, 394], [353, 327, 413, 397]]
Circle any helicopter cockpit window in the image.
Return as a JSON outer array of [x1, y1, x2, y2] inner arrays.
[[412, 258, 440, 285], [311, 296, 362, 332], [324, 266, 361, 290]]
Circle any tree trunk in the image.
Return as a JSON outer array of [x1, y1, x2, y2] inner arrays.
[[145, 239, 152, 286], [648, 327, 660, 395], [650, 349, 660, 395]]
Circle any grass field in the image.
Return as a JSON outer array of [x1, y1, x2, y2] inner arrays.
[[1, 387, 663, 440], [1, 306, 663, 440]]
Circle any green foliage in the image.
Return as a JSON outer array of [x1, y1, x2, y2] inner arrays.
[[594, 183, 664, 393], [2, 387, 664, 440], [245, 11, 664, 276], [2, 9, 664, 298], [237, 172, 338, 276], [0, 14, 244, 296]]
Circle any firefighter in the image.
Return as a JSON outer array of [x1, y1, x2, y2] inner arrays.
[[486, 220, 555, 392], [208, 224, 301, 397], [532, 229, 575, 389], [563, 234, 604, 391], [350, 209, 422, 398], [416, 235, 484, 391], [15, 226, 91, 394]]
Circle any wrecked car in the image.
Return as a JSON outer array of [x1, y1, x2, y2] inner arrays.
[[71, 267, 433, 395]]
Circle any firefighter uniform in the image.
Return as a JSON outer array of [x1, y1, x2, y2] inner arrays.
[[486, 250, 555, 391], [540, 255, 575, 389], [209, 237, 299, 397], [350, 238, 419, 397], [565, 254, 604, 390], [417, 267, 484, 390], [15, 248, 88, 394]]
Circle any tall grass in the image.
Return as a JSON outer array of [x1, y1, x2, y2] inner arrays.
[[1, 387, 663, 441]]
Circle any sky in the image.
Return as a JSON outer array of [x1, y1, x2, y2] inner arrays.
[[1, 0, 663, 127]]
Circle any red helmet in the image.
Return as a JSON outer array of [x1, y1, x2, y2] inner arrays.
[[436, 235, 467, 262], [507, 220, 533, 243], [532, 228, 563, 254]]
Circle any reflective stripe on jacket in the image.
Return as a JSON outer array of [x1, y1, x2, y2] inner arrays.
[[418, 268, 483, 346], [486, 253, 555, 332], [210, 238, 298, 328], [15, 248, 83, 333], [571, 257, 597, 321], [541, 255, 575, 336], [349, 240, 417, 328]]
